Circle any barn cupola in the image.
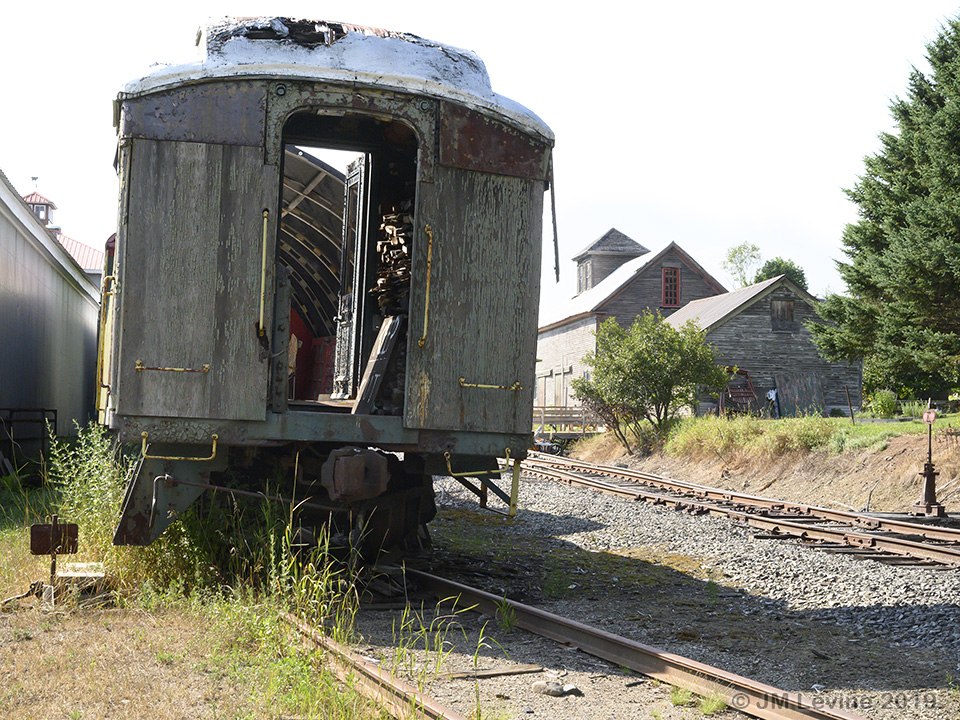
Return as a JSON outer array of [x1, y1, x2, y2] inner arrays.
[[571, 228, 649, 295], [22, 191, 57, 226]]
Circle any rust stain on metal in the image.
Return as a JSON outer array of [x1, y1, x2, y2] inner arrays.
[[30, 521, 78, 555], [216, 18, 406, 46], [357, 418, 382, 442], [440, 102, 548, 180]]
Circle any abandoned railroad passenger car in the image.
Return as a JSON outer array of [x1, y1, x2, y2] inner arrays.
[[99, 18, 554, 550]]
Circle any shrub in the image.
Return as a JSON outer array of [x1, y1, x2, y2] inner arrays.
[[47, 423, 291, 596], [867, 390, 898, 418], [900, 399, 927, 419]]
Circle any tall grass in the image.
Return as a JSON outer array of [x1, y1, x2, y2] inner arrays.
[[664, 413, 919, 461], [3, 423, 389, 718], [43, 423, 361, 618]]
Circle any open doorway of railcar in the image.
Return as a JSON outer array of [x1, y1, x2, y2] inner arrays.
[[277, 112, 418, 416]]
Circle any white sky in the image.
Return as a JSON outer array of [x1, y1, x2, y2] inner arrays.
[[2, 2, 958, 302]]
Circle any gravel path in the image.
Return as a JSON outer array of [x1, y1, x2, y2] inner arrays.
[[354, 473, 960, 720]]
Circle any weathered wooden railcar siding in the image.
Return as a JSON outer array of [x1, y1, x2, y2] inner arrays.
[[600, 249, 721, 323], [704, 287, 861, 408], [407, 165, 543, 434], [114, 139, 277, 421], [0, 179, 99, 434]]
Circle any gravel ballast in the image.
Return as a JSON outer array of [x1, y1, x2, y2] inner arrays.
[[354, 473, 960, 720]]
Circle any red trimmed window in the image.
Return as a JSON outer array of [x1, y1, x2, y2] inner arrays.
[[662, 267, 680, 307]]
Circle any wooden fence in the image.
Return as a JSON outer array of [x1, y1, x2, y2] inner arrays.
[[533, 406, 604, 436]]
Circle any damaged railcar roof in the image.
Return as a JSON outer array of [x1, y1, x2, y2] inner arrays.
[[121, 17, 553, 142]]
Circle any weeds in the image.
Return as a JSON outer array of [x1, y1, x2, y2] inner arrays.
[[901, 399, 927, 420], [391, 599, 468, 681], [472, 622, 501, 720], [670, 686, 694, 706], [495, 596, 517, 633], [705, 579, 719, 604], [699, 692, 728, 715]]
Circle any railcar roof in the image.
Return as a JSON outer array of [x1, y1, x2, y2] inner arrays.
[[121, 17, 553, 143]]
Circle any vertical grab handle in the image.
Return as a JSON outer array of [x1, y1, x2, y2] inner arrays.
[[418, 224, 434, 348], [258, 209, 269, 337]]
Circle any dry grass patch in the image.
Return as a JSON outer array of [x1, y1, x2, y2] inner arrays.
[[0, 607, 246, 719], [0, 599, 389, 720]]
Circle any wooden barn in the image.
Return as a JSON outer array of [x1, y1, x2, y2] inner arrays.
[[0, 171, 100, 464], [664, 275, 862, 416], [536, 231, 726, 407]]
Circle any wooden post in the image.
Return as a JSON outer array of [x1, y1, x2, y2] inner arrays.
[[844, 386, 855, 425]]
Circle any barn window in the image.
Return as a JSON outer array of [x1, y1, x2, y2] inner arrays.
[[662, 267, 680, 307], [771, 299, 797, 331], [577, 259, 592, 294]]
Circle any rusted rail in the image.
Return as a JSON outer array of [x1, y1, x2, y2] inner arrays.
[[283, 613, 468, 720], [407, 568, 869, 720], [524, 453, 960, 567]]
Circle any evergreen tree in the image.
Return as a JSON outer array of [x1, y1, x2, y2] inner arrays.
[[754, 257, 807, 290], [811, 17, 960, 397]]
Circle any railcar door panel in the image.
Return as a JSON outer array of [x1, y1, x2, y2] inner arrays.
[[406, 165, 543, 435], [113, 139, 277, 421]]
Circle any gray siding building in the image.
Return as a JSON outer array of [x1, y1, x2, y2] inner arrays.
[[665, 276, 862, 415], [0, 170, 100, 441], [536, 231, 726, 407]]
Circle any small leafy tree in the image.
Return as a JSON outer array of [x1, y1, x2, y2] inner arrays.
[[572, 313, 729, 454], [722, 242, 761, 288], [754, 257, 807, 290]]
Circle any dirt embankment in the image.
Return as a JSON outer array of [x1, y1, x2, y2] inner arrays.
[[573, 431, 960, 515]]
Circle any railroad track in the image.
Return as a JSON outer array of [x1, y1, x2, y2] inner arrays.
[[287, 568, 872, 720], [285, 611, 469, 720], [523, 452, 960, 568]]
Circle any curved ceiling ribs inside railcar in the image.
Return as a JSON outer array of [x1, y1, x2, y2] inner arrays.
[[279, 148, 346, 338]]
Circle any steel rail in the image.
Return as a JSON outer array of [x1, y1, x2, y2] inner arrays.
[[284, 612, 469, 720], [407, 568, 868, 720], [523, 459, 960, 566], [525, 453, 960, 544]]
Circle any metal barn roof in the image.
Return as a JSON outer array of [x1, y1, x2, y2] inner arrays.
[[664, 275, 817, 332]]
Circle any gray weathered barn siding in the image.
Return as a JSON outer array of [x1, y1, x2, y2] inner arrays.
[[536, 241, 726, 407], [536, 314, 597, 406], [572, 228, 648, 294], [599, 245, 726, 324], [666, 277, 862, 414], [0, 170, 100, 435]]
